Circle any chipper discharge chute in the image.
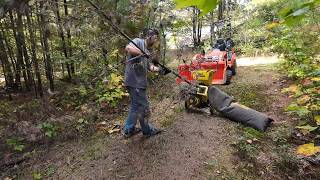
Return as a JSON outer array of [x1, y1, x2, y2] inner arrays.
[[208, 86, 273, 132]]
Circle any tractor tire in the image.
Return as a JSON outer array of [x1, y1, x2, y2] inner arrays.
[[231, 61, 237, 75], [225, 69, 233, 85]]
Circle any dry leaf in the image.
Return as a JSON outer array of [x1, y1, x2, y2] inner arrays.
[[315, 115, 320, 126], [297, 95, 311, 105], [108, 125, 121, 134], [301, 78, 312, 86], [296, 143, 320, 156], [311, 77, 320, 82], [296, 125, 318, 135], [96, 121, 108, 131], [282, 84, 298, 94]]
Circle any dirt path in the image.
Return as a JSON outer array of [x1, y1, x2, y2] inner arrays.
[[237, 56, 279, 66], [3, 57, 299, 179]]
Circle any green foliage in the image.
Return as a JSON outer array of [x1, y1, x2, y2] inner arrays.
[[0, 101, 13, 120], [270, 126, 291, 145], [274, 153, 299, 175], [174, 0, 218, 15], [235, 128, 263, 160], [52, 85, 91, 109], [37, 122, 58, 138], [296, 124, 318, 135], [6, 138, 25, 152], [76, 118, 89, 133], [17, 99, 41, 113], [279, 0, 320, 26], [286, 103, 311, 117], [32, 171, 42, 180], [246, 0, 320, 133], [45, 165, 55, 177], [96, 73, 126, 107], [243, 127, 263, 139]]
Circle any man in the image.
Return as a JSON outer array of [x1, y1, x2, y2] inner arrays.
[[122, 28, 164, 138]]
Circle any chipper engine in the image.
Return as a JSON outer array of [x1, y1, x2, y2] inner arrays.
[[180, 69, 216, 114]]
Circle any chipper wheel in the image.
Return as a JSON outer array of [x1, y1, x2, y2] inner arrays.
[[231, 61, 237, 75], [225, 69, 233, 85], [184, 95, 201, 112]]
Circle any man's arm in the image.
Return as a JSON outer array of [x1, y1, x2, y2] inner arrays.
[[125, 44, 143, 56]]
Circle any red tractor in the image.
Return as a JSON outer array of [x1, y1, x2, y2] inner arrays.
[[176, 38, 237, 85]]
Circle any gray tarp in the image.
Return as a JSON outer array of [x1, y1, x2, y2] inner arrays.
[[208, 86, 273, 132]]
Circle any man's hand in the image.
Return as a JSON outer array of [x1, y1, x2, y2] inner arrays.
[[149, 64, 160, 72], [159, 66, 171, 75]]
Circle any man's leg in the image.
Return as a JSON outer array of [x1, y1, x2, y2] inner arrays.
[[136, 88, 160, 136], [123, 87, 139, 135]]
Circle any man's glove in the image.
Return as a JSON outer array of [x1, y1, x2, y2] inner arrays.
[[159, 66, 171, 75]]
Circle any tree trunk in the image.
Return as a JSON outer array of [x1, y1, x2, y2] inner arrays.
[[210, 11, 215, 47], [217, 0, 225, 38], [64, 0, 74, 75], [197, 14, 202, 47], [192, 7, 197, 47], [27, 6, 43, 97], [39, 1, 54, 91], [16, 8, 33, 91], [9, 10, 25, 90], [0, 21, 17, 78], [0, 30, 14, 88], [160, 24, 166, 65], [218, 0, 224, 20], [54, 0, 71, 80], [192, 7, 201, 48]]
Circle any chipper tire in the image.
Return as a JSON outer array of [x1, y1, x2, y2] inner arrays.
[[225, 69, 233, 85], [231, 61, 237, 75]]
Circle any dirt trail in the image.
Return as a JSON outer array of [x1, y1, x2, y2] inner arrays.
[[237, 56, 279, 66], [3, 57, 295, 179]]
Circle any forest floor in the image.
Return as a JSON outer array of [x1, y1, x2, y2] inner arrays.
[[1, 56, 320, 180]]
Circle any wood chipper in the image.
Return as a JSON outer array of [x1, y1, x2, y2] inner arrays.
[[179, 69, 216, 114]]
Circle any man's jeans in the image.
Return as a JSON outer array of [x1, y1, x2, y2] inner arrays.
[[124, 86, 155, 135]]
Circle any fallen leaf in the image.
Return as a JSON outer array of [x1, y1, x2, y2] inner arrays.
[[301, 78, 313, 86], [296, 143, 320, 156], [108, 125, 121, 134], [311, 77, 320, 82], [266, 22, 279, 29], [296, 125, 318, 135], [315, 115, 320, 126], [297, 95, 311, 105], [96, 121, 108, 131], [282, 84, 298, 94], [247, 139, 253, 144]]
